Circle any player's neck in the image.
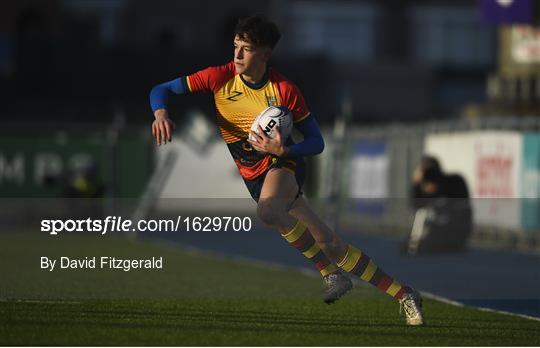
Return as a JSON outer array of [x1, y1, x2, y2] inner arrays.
[[241, 65, 267, 85]]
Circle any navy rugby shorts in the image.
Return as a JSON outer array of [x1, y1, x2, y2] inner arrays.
[[242, 156, 306, 202]]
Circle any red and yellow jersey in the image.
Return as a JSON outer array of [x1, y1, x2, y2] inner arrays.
[[185, 61, 310, 180]]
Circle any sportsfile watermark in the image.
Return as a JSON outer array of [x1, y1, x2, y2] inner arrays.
[[41, 216, 253, 235]]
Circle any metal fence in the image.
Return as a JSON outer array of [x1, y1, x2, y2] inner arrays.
[[316, 115, 540, 252]]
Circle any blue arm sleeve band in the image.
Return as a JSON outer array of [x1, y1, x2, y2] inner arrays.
[[287, 115, 325, 157], [149, 77, 188, 112]]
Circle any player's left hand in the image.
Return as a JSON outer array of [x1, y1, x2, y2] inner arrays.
[[248, 125, 288, 157]]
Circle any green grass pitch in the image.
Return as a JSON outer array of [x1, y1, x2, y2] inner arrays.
[[0, 233, 539, 346]]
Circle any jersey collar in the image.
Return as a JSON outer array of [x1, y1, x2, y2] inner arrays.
[[239, 68, 269, 90]]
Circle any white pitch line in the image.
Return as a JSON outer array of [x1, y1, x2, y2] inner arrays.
[[159, 239, 540, 322], [417, 291, 540, 322], [418, 291, 464, 307], [474, 304, 540, 322]]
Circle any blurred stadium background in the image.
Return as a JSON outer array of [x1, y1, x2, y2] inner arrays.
[[1, 0, 540, 320]]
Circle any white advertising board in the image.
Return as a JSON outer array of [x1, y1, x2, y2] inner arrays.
[[425, 131, 522, 229]]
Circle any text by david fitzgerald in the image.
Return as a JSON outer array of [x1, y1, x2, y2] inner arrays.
[[41, 256, 163, 272]]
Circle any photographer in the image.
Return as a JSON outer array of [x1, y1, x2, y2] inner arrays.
[[405, 156, 472, 255]]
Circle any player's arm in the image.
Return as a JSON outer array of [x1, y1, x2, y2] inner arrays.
[[149, 64, 231, 145], [149, 77, 188, 145], [284, 115, 324, 157], [271, 80, 323, 157]]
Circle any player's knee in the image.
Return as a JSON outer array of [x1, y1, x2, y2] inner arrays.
[[257, 198, 287, 227]]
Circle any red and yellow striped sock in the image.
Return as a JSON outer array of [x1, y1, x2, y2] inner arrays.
[[337, 245, 412, 300], [281, 221, 338, 277]]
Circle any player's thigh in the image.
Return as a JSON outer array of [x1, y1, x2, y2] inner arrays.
[[259, 167, 298, 208]]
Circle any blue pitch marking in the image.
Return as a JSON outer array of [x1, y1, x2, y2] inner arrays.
[[148, 223, 540, 319]]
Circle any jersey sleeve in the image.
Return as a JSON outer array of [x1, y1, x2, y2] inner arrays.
[[274, 77, 311, 123], [286, 115, 325, 157], [186, 61, 235, 94]]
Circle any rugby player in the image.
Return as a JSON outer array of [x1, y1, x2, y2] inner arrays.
[[149, 14, 424, 325]]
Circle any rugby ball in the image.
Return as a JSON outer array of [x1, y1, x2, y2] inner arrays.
[[249, 106, 293, 141]]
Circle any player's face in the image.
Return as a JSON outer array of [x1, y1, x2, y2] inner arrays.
[[233, 35, 271, 77]]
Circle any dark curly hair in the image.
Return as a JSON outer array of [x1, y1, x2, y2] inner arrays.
[[234, 14, 281, 49]]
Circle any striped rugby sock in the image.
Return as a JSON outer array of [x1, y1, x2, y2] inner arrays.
[[281, 220, 338, 277], [337, 245, 412, 300]]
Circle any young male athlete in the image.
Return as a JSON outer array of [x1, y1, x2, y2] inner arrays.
[[150, 14, 425, 325]]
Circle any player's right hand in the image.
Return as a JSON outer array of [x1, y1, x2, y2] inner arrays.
[[152, 109, 176, 145]]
